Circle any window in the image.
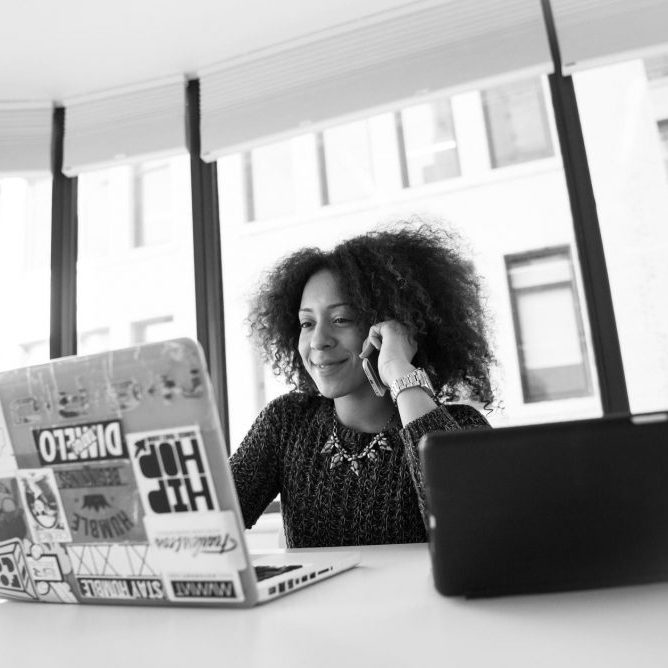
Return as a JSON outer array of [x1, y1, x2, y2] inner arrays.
[[0, 175, 52, 371], [249, 135, 320, 221], [218, 74, 604, 446], [77, 154, 196, 354], [131, 316, 175, 344], [658, 121, 668, 176], [401, 98, 460, 186], [133, 161, 173, 247], [506, 248, 592, 403], [574, 59, 668, 413], [482, 79, 554, 168], [20, 340, 49, 366], [323, 114, 401, 205], [79, 328, 110, 356], [645, 54, 668, 81]]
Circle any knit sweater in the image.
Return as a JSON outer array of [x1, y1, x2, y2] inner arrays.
[[230, 392, 490, 548]]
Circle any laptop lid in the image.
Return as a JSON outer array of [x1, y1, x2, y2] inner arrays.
[[0, 338, 259, 607], [419, 411, 668, 598]]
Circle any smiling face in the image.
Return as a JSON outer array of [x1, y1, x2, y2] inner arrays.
[[298, 269, 372, 400]]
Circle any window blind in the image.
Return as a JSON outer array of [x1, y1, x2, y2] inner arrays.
[[551, 0, 668, 73], [62, 77, 186, 176], [0, 102, 52, 173], [199, 0, 552, 160]]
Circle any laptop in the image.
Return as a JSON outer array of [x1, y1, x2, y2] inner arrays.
[[419, 411, 668, 598], [0, 338, 359, 607]]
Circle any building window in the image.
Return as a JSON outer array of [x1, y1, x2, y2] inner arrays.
[[79, 328, 110, 356], [133, 161, 173, 247], [483, 79, 554, 168], [645, 54, 668, 81], [400, 98, 460, 186], [248, 135, 320, 222], [658, 120, 668, 176], [21, 340, 49, 366], [506, 248, 592, 403], [131, 316, 175, 344]]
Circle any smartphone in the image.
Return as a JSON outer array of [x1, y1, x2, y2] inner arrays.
[[362, 347, 387, 397]]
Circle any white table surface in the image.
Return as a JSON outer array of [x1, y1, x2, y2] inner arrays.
[[2, 542, 668, 668]]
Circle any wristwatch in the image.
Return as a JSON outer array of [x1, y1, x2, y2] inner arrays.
[[389, 368, 435, 403]]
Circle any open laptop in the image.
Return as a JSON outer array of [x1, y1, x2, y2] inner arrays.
[[419, 411, 668, 598], [0, 338, 359, 607]]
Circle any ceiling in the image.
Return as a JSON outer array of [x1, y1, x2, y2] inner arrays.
[[0, 0, 428, 103]]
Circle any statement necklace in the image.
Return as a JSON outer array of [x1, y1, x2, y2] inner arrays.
[[321, 408, 396, 476]]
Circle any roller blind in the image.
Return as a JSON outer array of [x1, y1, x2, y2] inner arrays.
[[0, 102, 52, 173], [200, 0, 553, 160], [551, 0, 668, 73], [63, 77, 186, 176]]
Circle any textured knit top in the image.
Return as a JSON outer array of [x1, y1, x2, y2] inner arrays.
[[230, 392, 490, 548]]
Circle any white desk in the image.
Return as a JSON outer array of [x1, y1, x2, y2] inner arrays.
[[2, 543, 668, 668]]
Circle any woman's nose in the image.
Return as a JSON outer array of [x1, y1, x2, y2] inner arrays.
[[310, 322, 334, 349]]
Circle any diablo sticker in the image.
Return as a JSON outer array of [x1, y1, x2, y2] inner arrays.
[[16, 469, 72, 543], [127, 425, 218, 515], [33, 419, 126, 466], [54, 461, 146, 543]]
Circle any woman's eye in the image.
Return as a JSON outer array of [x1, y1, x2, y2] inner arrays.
[[299, 321, 313, 329], [333, 317, 352, 325]]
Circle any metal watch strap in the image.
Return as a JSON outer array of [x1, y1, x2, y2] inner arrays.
[[389, 368, 435, 403]]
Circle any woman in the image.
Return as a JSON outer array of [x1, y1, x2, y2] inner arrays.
[[231, 223, 494, 547]]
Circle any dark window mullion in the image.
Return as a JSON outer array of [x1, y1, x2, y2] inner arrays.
[[186, 79, 231, 451], [540, 0, 629, 416], [50, 106, 78, 359]]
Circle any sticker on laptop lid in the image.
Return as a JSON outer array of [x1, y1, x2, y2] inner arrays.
[[33, 419, 127, 466], [16, 469, 72, 543], [127, 425, 218, 515], [0, 538, 38, 601], [67, 543, 166, 602], [24, 541, 77, 603], [54, 461, 146, 543], [164, 571, 244, 603], [0, 476, 28, 542], [144, 510, 247, 573]]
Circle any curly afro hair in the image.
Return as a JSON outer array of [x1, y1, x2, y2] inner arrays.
[[247, 222, 495, 404]]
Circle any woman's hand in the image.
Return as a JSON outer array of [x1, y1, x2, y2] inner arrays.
[[359, 320, 418, 388]]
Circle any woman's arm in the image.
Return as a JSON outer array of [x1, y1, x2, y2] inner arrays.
[[229, 396, 287, 529], [399, 403, 491, 527]]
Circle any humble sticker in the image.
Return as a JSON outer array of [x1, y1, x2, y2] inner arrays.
[[54, 462, 146, 543], [33, 420, 126, 465], [127, 426, 218, 515]]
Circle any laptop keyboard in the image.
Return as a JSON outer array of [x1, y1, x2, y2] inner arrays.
[[254, 564, 302, 582]]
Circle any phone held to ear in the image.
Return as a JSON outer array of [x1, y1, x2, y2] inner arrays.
[[362, 347, 387, 397]]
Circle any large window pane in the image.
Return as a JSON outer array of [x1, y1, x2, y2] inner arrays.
[[483, 78, 554, 168], [219, 75, 603, 448], [0, 175, 51, 371], [507, 249, 592, 403], [401, 99, 460, 186], [77, 154, 196, 352], [323, 114, 402, 205], [574, 59, 668, 413]]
